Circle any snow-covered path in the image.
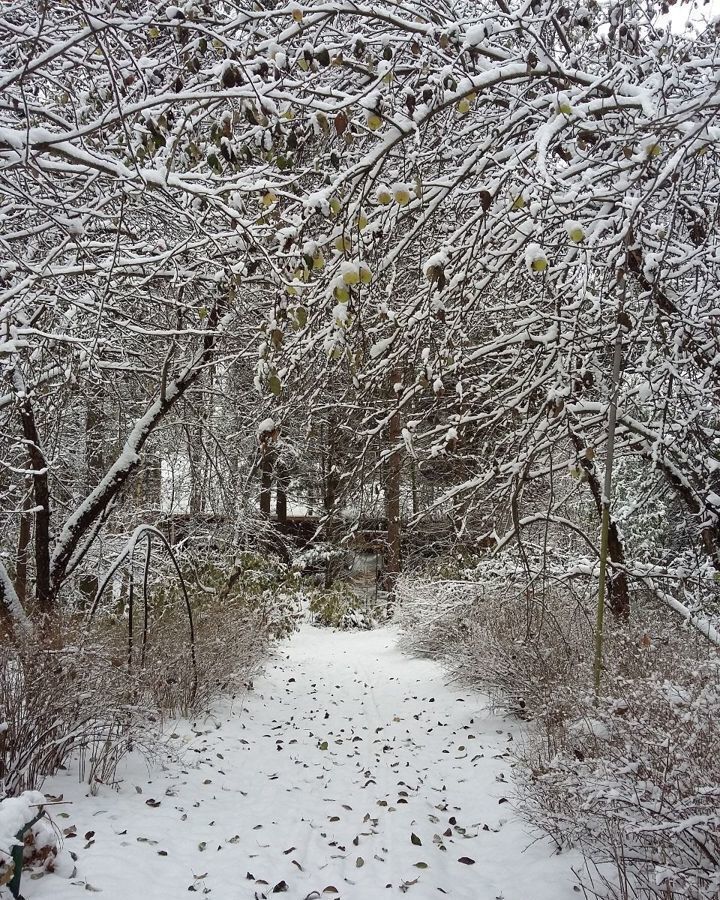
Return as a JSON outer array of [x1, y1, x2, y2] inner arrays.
[[29, 627, 580, 900]]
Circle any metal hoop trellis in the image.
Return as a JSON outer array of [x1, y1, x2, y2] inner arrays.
[[85, 525, 198, 704]]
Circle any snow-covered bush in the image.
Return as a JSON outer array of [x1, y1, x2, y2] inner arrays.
[[396, 563, 720, 900], [0, 630, 158, 797], [395, 576, 482, 659], [1, 539, 299, 797], [0, 791, 45, 889], [90, 546, 303, 716], [187, 550, 306, 643], [520, 626, 720, 900], [292, 544, 348, 586], [112, 593, 270, 717], [306, 582, 383, 630], [0, 792, 76, 893]]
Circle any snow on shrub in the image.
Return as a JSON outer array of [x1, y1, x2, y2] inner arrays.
[[396, 559, 720, 900], [0, 792, 77, 890]]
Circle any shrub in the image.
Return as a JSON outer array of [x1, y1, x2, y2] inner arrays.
[[127, 583, 299, 716], [292, 544, 349, 587], [307, 582, 383, 629], [1, 545, 295, 797], [396, 564, 720, 900], [84, 542, 306, 717], [0, 628, 157, 798]]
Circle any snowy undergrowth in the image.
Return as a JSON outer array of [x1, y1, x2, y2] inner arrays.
[[1, 574, 283, 801], [8, 627, 582, 900], [1, 542, 377, 808], [396, 571, 720, 900], [0, 635, 158, 798]]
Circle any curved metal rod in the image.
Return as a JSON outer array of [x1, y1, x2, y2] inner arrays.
[[86, 525, 197, 705]]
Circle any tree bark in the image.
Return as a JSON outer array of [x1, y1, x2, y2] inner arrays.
[[323, 418, 339, 514], [569, 430, 630, 620], [276, 460, 289, 525], [11, 372, 52, 615], [382, 379, 402, 595], [186, 422, 205, 515], [143, 451, 163, 514], [49, 301, 224, 598], [85, 396, 105, 492], [14, 485, 32, 605], [260, 449, 273, 517], [410, 459, 419, 518]]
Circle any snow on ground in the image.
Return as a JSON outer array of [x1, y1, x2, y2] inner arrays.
[[22, 627, 581, 900]]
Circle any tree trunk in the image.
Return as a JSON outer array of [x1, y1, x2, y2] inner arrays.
[[260, 449, 273, 517], [187, 423, 205, 515], [144, 452, 163, 514], [11, 373, 52, 616], [85, 397, 105, 492], [15, 485, 32, 605], [276, 460, 289, 525], [49, 300, 225, 598], [382, 379, 402, 595], [410, 459, 419, 518], [569, 430, 630, 620], [323, 418, 339, 514]]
